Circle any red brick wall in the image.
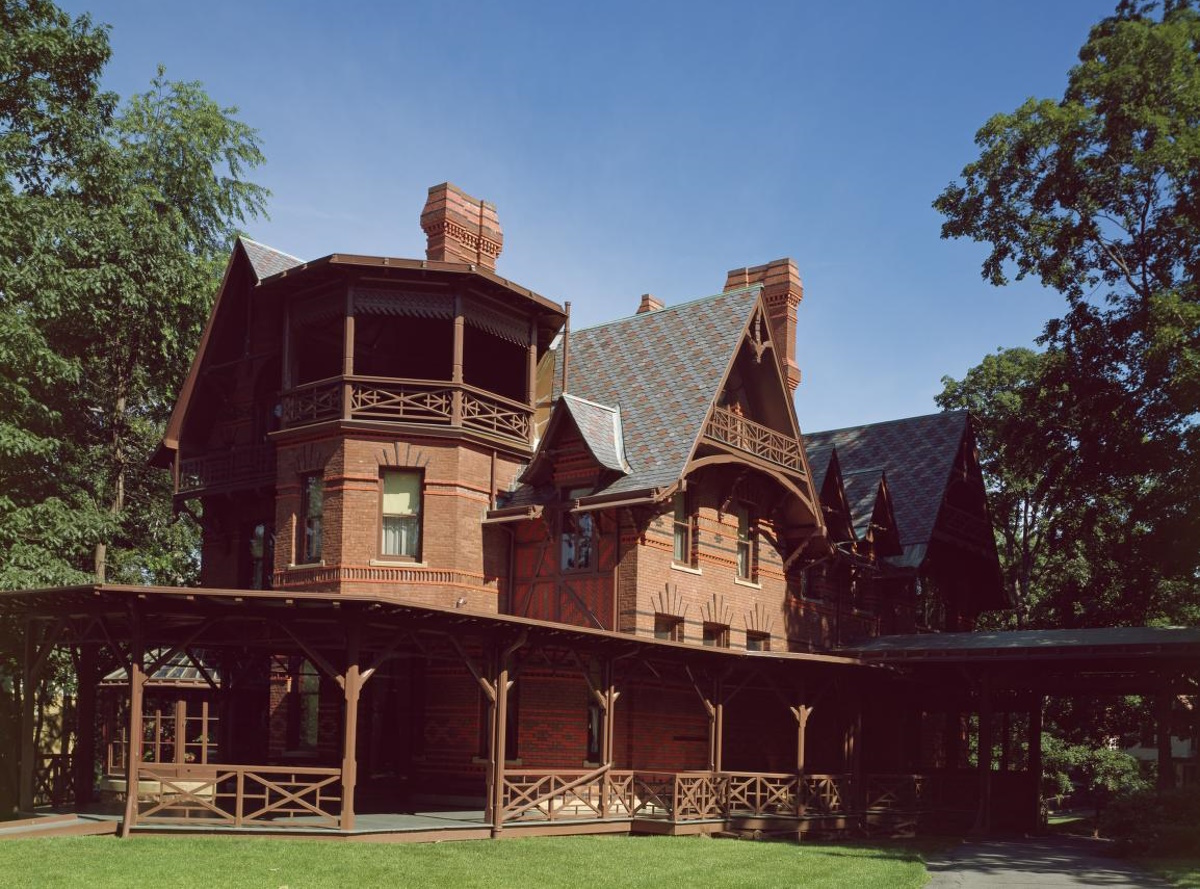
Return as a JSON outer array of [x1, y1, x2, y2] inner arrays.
[[270, 430, 526, 611]]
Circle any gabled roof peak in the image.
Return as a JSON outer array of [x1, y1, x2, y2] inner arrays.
[[238, 236, 303, 281]]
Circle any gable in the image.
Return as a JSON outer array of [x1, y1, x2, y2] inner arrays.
[[551, 286, 762, 498]]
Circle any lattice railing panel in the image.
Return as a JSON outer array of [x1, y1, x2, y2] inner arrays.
[[281, 379, 342, 427], [725, 772, 798, 816], [705, 406, 803, 471], [799, 773, 852, 815], [137, 764, 342, 830]]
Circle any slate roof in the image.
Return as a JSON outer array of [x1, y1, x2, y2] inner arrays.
[[804, 411, 971, 565], [547, 286, 762, 498], [240, 236, 303, 281], [805, 441, 836, 490], [559, 394, 629, 474], [841, 467, 885, 539]]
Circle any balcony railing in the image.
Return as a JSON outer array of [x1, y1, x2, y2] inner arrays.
[[280, 376, 532, 444], [178, 445, 275, 496], [704, 406, 803, 472]]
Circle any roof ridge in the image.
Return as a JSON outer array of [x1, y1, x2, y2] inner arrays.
[[808, 408, 967, 438], [572, 284, 763, 336], [239, 235, 304, 264]]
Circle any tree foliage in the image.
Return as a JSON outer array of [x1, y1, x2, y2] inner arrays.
[[935, 0, 1200, 628], [0, 2, 268, 814], [0, 1, 268, 590]]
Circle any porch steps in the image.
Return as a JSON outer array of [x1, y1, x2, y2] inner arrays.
[[0, 813, 117, 840]]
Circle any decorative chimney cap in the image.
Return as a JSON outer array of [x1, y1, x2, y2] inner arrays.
[[421, 182, 503, 271], [637, 293, 664, 314]]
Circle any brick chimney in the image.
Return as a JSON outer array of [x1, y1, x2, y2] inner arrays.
[[724, 258, 803, 391], [636, 293, 663, 314], [420, 183, 503, 271]]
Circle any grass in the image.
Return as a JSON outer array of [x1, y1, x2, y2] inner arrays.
[[0, 833, 935, 889], [1141, 859, 1200, 888]]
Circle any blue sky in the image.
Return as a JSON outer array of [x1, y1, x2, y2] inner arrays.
[[66, 0, 1116, 432]]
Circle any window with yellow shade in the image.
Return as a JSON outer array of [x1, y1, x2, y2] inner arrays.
[[381, 470, 422, 560]]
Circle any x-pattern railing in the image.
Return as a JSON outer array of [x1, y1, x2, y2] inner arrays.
[[137, 764, 342, 830], [799, 773, 852, 815], [725, 772, 798, 816], [865, 774, 926, 811]]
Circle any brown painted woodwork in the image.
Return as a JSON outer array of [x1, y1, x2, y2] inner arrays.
[[340, 618, 363, 831]]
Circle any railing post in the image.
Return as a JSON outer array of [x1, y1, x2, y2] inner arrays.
[[235, 769, 245, 827]]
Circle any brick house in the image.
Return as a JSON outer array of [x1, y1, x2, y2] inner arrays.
[[8, 183, 1194, 840]]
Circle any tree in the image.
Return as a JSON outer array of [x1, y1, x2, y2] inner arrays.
[[935, 0, 1200, 628], [0, 6, 268, 589], [0, 0, 267, 815]]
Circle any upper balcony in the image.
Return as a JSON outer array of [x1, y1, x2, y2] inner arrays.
[[281, 375, 532, 445], [702, 405, 804, 474]]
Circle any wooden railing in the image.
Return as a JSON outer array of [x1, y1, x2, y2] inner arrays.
[[136, 763, 342, 830], [704, 406, 803, 472], [34, 753, 74, 808], [178, 445, 274, 496], [865, 773, 927, 812], [501, 767, 636, 822], [279, 376, 532, 443], [725, 771, 798, 816]]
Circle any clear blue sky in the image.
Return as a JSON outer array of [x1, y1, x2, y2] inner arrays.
[[66, 0, 1116, 432]]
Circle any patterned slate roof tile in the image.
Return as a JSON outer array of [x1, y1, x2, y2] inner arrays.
[[560, 394, 629, 474], [804, 411, 970, 549], [552, 286, 761, 497], [240, 236, 303, 281]]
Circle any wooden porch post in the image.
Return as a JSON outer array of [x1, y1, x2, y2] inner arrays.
[[791, 704, 813, 775], [846, 693, 862, 813], [452, 294, 465, 425], [973, 678, 993, 833], [18, 622, 37, 813], [1156, 690, 1175, 791], [119, 626, 145, 839], [491, 655, 510, 837], [1028, 694, 1044, 833], [340, 620, 363, 831], [341, 290, 355, 421], [74, 645, 99, 806], [527, 320, 538, 446]]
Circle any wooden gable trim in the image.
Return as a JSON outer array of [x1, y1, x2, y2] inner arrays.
[[680, 290, 824, 533], [157, 240, 254, 462]]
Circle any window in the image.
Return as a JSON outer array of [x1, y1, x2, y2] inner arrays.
[[702, 622, 730, 648], [560, 490, 595, 571], [298, 474, 323, 563], [746, 631, 770, 652], [381, 470, 422, 559], [733, 503, 756, 581], [672, 491, 697, 566], [654, 613, 684, 642], [246, 522, 273, 590], [286, 658, 321, 752]]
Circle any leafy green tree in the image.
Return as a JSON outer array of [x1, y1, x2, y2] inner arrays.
[[0, 0, 268, 814], [935, 0, 1200, 628]]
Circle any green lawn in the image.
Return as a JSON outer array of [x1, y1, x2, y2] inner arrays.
[[0, 834, 933, 889], [1144, 858, 1200, 888]]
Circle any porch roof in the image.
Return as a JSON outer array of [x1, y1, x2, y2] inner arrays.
[[0, 583, 868, 671]]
